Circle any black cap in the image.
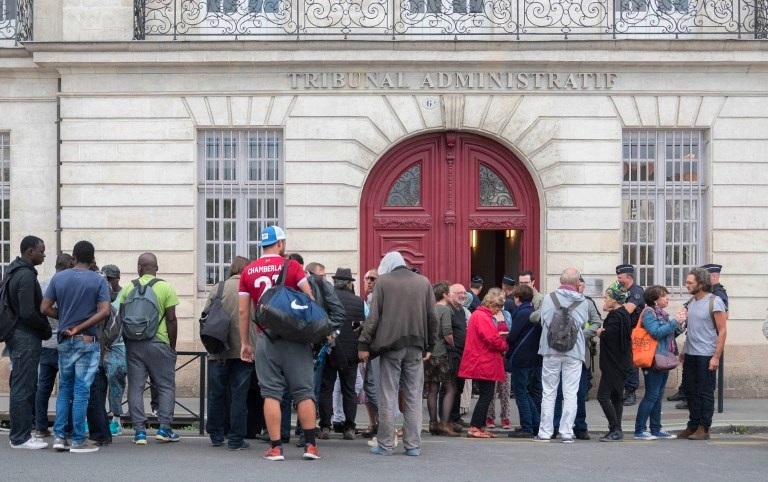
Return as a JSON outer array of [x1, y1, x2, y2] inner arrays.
[[615, 264, 635, 275], [501, 275, 516, 287], [700, 263, 722, 273], [471, 275, 484, 285]]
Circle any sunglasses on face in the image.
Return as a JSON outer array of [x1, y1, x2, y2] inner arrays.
[[365, 276, 377, 282]]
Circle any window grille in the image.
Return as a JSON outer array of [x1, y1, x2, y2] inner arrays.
[[198, 129, 283, 289], [622, 130, 705, 295]]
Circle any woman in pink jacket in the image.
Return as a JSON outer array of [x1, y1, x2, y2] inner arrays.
[[459, 288, 509, 438]]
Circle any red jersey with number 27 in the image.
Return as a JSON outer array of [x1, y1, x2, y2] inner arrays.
[[238, 255, 307, 304]]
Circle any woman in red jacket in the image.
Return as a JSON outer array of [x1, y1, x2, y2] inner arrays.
[[459, 288, 509, 438]]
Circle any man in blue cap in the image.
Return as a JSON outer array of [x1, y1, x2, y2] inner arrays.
[[238, 226, 321, 461], [615, 264, 645, 406]]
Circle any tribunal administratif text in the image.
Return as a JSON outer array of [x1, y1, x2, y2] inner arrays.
[[288, 72, 618, 90]]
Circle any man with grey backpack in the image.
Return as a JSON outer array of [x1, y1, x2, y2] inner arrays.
[[533, 267, 589, 444], [117, 252, 180, 445]]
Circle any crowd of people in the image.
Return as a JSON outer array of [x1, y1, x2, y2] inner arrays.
[[4, 236, 179, 452], [2, 227, 728, 459]]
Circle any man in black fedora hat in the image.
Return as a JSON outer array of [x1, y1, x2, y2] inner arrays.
[[317, 268, 362, 441]]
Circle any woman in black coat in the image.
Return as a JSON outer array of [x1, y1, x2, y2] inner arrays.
[[596, 281, 632, 442]]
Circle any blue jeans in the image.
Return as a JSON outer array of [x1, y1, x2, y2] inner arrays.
[[35, 347, 59, 431], [554, 364, 589, 432], [511, 367, 540, 433], [54, 339, 100, 445], [207, 358, 253, 447], [635, 369, 669, 434]]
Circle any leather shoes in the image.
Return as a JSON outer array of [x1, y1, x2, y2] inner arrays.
[[574, 430, 590, 440], [677, 426, 696, 439], [675, 400, 689, 409], [687, 426, 710, 440], [440, 422, 461, 437], [667, 390, 685, 401]]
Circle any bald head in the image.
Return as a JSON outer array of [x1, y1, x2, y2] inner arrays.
[[560, 267, 580, 289], [138, 252, 158, 276], [448, 283, 467, 309]]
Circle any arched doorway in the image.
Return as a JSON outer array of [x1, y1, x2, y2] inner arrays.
[[360, 132, 540, 288]]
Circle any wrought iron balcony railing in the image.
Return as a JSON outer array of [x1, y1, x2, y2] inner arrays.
[[135, 0, 768, 40], [0, 0, 32, 45]]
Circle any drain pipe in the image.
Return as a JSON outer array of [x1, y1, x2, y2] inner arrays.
[[55, 77, 61, 255]]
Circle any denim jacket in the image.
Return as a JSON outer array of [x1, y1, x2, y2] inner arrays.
[[641, 307, 679, 356]]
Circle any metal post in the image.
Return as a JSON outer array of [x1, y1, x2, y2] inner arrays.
[[717, 353, 724, 413], [199, 354, 206, 435]]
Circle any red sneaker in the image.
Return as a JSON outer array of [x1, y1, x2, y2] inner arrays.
[[263, 446, 285, 461], [502, 419, 511, 429], [303, 443, 321, 460], [486, 418, 496, 429]]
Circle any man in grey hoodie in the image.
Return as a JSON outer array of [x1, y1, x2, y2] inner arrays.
[[358, 251, 438, 456], [533, 267, 589, 444]]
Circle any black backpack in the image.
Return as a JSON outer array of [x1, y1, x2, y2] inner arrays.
[[546, 292, 583, 352], [199, 281, 230, 355], [0, 265, 32, 343]]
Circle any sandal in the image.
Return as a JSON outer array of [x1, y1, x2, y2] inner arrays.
[[361, 425, 376, 439], [467, 427, 492, 438]]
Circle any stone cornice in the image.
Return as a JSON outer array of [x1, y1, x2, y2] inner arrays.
[[19, 40, 768, 68]]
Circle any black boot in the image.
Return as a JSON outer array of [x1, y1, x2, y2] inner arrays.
[[667, 389, 685, 402], [675, 399, 688, 410], [623, 389, 637, 407]]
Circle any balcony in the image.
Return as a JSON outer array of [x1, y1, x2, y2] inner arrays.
[[0, 0, 32, 46], [134, 0, 768, 40]]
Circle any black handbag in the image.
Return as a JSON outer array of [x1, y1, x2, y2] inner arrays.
[[199, 281, 230, 355]]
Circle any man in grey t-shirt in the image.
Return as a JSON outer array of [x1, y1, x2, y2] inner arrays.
[[677, 267, 727, 441]]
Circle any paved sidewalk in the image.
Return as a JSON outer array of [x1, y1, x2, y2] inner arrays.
[[2, 394, 766, 434]]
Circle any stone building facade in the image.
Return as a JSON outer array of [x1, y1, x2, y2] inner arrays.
[[1, 1, 767, 396]]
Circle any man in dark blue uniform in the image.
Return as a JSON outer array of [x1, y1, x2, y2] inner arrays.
[[467, 276, 483, 312], [501, 274, 517, 315], [669, 263, 729, 409], [616, 264, 645, 406]]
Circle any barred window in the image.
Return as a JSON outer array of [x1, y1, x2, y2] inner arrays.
[[198, 130, 283, 289], [0, 132, 10, 277], [1, 0, 17, 21], [622, 130, 705, 295]]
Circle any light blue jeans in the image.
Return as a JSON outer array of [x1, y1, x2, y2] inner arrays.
[[54, 339, 100, 444]]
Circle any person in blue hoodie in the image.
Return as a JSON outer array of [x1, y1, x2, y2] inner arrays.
[[505, 284, 542, 438]]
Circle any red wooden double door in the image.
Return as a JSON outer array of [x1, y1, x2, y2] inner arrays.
[[360, 132, 540, 285]]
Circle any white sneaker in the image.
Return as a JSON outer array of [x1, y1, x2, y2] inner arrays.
[[11, 438, 49, 450], [70, 442, 99, 453]]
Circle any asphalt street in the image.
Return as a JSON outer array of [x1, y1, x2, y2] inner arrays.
[[1, 430, 766, 481]]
